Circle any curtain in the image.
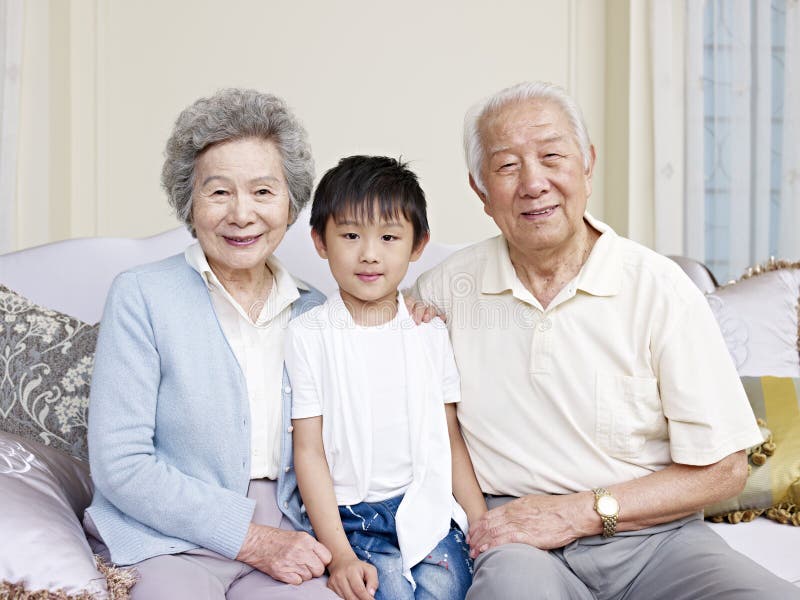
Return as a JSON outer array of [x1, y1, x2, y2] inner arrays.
[[651, 0, 798, 283], [0, 0, 23, 253]]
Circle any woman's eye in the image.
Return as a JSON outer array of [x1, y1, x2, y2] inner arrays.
[[212, 189, 228, 196], [255, 188, 272, 196]]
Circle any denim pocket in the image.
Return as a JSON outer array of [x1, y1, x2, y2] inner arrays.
[[595, 373, 667, 459]]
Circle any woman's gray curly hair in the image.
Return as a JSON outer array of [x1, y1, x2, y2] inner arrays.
[[161, 88, 314, 234]]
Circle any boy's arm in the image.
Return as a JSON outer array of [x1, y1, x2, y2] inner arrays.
[[434, 321, 487, 526], [293, 416, 378, 600], [445, 403, 488, 525], [293, 416, 354, 562]]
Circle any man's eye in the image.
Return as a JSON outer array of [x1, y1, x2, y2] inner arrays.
[[499, 162, 517, 170], [544, 154, 563, 160]]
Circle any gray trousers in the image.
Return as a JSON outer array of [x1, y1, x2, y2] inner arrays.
[[466, 496, 800, 600], [85, 479, 337, 600]]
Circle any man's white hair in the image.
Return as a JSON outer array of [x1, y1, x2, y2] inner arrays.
[[463, 81, 592, 193]]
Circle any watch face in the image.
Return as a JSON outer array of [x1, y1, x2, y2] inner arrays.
[[597, 495, 619, 517]]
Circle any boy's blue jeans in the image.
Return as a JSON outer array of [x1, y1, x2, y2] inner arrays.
[[338, 494, 472, 600]]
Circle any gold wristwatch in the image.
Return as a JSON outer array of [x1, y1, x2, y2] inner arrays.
[[592, 488, 619, 538]]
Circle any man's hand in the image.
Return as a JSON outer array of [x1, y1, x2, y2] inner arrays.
[[403, 295, 443, 325], [237, 523, 332, 585], [467, 493, 594, 558], [326, 554, 379, 600]]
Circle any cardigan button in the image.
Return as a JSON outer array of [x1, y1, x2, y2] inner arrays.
[[287, 425, 294, 433], [285, 466, 291, 473], [284, 385, 292, 394], [284, 502, 289, 509]]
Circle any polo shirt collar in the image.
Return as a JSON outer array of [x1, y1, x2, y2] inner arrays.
[[575, 213, 622, 297], [480, 212, 622, 298], [480, 235, 517, 295]]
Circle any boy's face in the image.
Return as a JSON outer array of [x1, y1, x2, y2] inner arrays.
[[312, 209, 428, 318]]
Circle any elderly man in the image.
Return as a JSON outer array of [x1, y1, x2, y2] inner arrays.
[[412, 82, 799, 599]]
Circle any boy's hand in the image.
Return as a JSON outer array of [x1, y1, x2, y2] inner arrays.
[[327, 554, 379, 600]]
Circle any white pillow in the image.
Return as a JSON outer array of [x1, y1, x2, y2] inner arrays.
[[0, 431, 108, 597], [707, 268, 800, 377]]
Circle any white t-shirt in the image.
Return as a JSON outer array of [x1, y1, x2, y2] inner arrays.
[[286, 292, 468, 582], [357, 316, 414, 500], [287, 292, 461, 504]]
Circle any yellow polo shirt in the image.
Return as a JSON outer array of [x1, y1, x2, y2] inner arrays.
[[412, 214, 761, 497]]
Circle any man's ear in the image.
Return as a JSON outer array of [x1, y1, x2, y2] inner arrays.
[[311, 228, 328, 260], [469, 173, 488, 205], [584, 144, 597, 198], [410, 232, 430, 263], [469, 173, 494, 217]]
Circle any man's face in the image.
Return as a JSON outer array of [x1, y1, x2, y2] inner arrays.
[[472, 99, 595, 259]]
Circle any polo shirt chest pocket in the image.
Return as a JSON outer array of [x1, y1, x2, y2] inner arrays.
[[595, 373, 667, 459]]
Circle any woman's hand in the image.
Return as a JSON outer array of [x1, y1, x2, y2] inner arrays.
[[237, 523, 332, 585], [327, 554, 379, 600]]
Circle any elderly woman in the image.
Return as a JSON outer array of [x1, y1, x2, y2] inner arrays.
[[83, 89, 337, 600]]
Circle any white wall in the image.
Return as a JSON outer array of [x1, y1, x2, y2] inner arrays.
[[13, 0, 608, 250]]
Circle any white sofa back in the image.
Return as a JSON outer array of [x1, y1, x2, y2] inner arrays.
[[0, 218, 464, 324]]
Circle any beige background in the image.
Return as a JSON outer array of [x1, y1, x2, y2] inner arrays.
[[13, 0, 653, 252]]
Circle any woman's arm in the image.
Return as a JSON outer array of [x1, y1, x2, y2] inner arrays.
[[293, 416, 378, 600], [445, 404, 488, 525], [88, 272, 255, 559]]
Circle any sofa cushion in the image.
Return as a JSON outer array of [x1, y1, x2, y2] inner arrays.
[[705, 377, 800, 525], [0, 284, 98, 461], [706, 264, 800, 377], [0, 430, 108, 596]]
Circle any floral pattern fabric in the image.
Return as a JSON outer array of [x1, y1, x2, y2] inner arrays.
[[0, 284, 98, 461]]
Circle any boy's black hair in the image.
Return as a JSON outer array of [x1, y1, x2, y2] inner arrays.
[[310, 155, 429, 249]]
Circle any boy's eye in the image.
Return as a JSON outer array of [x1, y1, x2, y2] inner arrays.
[[381, 234, 397, 242], [343, 233, 359, 240]]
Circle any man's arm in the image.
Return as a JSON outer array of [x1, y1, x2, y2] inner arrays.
[[467, 450, 748, 557]]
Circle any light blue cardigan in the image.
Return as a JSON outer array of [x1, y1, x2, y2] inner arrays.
[[86, 254, 322, 566]]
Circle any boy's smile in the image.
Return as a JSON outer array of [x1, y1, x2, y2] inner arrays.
[[312, 210, 428, 326]]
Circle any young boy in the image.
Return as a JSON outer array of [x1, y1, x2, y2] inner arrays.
[[284, 156, 487, 600]]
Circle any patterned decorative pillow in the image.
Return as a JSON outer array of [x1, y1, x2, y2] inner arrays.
[[706, 262, 800, 377], [0, 284, 98, 461], [705, 377, 800, 525]]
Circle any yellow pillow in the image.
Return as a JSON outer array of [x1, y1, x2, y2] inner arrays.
[[704, 377, 800, 525]]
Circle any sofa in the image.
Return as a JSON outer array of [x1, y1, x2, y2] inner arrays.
[[1, 220, 798, 597]]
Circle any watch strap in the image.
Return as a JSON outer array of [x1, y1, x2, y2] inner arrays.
[[592, 487, 618, 538]]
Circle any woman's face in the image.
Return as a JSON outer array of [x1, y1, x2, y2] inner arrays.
[[192, 137, 291, 280]]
